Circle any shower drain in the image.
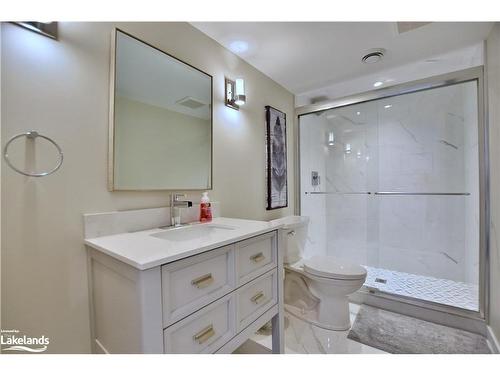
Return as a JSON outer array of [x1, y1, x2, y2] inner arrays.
[[375, 278, 387, 284]]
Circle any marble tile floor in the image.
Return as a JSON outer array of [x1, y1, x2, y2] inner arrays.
[[238, 303, 386, 354], [364, 266, 479, 311]]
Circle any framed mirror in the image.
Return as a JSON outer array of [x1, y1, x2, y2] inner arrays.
[[109, 29, 213, 191]]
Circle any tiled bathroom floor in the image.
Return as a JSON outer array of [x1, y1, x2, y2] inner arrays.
[[239, 266, 479, 354], [246, 304, 386, 354], [364, 266, 479, 311]]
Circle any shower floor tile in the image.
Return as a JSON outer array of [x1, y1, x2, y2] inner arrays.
[[363, 266, 479, 311]]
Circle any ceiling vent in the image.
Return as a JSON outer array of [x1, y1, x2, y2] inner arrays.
[[362, 48, 385, 64], [176, 96, 206, 109], [397, 22, 431, 34], [310, 95, 329, 104]]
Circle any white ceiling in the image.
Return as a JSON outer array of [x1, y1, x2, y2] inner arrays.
[[295, 42, 484, 106], [190, 22, 493, 94]]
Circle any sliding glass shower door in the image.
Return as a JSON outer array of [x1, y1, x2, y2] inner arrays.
[[299, 78, 481, 312]]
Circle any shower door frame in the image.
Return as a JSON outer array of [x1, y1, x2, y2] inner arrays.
[[295, 66, 489, 322]]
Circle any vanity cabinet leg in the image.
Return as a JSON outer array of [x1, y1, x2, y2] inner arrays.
[[271, 312, 284, 353]]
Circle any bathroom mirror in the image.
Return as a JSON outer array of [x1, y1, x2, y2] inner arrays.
[[109, 29, 212, 191]]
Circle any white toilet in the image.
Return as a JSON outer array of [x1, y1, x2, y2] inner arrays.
[[272, 215, 367, 331]]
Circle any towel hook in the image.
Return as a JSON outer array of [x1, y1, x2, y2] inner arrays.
[[3, 130, 63, 177]]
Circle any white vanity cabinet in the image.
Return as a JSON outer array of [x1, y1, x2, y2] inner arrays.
[[86, 223, 284, 354]]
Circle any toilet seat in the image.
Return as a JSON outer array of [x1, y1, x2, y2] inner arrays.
[[303, 256, 367, 280]]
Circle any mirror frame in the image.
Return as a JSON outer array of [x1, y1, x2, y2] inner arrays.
[[108, 28, 214, 191]]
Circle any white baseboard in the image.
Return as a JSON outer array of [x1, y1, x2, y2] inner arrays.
[[487, 326, 500, 354]]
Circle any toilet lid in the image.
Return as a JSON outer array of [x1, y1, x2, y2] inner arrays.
[[303, 256, 367, 280]]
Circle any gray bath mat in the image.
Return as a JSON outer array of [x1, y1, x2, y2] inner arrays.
[[347, 305, 490, 354]]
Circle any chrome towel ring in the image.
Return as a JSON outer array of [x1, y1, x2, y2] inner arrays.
[[3, 130, 63, 177]]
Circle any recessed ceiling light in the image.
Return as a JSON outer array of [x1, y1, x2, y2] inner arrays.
[[374, 81, 383, 87], [229, 40, 249, 54], [384, 104, 392, 109], [356, 111, 361, 115]]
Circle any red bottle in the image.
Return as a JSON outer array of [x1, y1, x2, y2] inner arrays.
[[199, 192, 212, 222]]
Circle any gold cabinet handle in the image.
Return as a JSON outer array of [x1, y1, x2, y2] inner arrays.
[[251, 291, 266, 304], [193, 324, 215, 344], [250, 252, 265, 263], [191, 273, 214, 289]]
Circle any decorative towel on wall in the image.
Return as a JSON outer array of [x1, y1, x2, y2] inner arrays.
[[266, 105, 288, 210]]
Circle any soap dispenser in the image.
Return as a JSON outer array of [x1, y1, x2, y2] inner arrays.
[[199, 192, 212, 222]]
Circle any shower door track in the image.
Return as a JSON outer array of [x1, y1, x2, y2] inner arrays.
[[351, 287, 486, 335], [295, 66, 489, 324]]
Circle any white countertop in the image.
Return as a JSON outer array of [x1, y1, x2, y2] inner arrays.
[[85, 217, 283, 270]]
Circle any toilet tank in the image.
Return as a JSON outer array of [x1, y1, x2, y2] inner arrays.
[[270, 216, 309, 264]]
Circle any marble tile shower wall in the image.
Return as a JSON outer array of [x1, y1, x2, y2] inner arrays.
[[372, 84, 475, 283], [300, 81, 479, 285], [300, 114, 328, 259]]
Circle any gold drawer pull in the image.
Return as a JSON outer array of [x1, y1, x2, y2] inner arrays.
[[191, 273, 214, 289], [193, 324, 215, 344], [250, 252, 265, 263], [251, 291, 266, 304]]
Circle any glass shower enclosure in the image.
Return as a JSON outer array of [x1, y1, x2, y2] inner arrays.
[[297, 68, 486, 315]]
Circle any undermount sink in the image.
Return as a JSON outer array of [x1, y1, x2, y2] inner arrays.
[[150, 223, 237, 242]]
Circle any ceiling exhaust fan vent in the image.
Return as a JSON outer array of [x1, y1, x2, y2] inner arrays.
[[176, 96, 206, 109], [397, 22, 431, 34], [362, 49, 386, 64]]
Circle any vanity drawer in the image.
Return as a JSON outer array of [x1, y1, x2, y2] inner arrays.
[[236, 231, 277, 286], [162, 245, 235, 327], [236, 268, 278, 332], [163, 293, 236, 354]]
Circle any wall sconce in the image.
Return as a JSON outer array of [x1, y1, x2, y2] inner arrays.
[[225, 77, 246, 110], [13, 22, 58, 40], [327, 131, 335, 146]]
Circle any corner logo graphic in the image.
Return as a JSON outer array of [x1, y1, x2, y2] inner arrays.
[[1, 329, 50, 353]]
